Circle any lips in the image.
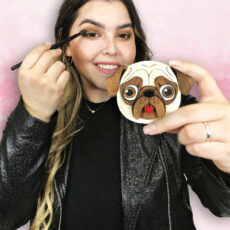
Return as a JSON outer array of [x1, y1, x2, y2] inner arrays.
[[95, 62, 120, 75]]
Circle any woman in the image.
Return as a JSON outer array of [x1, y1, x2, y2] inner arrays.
[[0, 0, 230, 229]]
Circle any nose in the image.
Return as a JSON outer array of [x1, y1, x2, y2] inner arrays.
[[103, 36, 117, 55], [143, 90, 155, 98]]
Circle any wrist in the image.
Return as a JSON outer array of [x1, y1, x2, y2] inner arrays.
[[23, 103, 51, 122]]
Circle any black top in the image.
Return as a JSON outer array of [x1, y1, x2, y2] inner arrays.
[[61, 97, 123, 230]]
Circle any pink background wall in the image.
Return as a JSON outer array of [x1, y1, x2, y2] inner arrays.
[[0, 0, 229, 229]]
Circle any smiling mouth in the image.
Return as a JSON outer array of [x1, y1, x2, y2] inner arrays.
[[96, 64, 119, 70], [95, 63, 120, 75]]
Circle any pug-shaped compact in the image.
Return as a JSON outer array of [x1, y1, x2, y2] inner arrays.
[[105, 61, 194, 124]]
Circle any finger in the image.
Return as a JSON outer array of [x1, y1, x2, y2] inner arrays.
[[143, 102, 226, 135], [20, 42, 52, 70], [178, 120, 230, 145], [166, 128, 181, 134], [56, 70, 70, 91], [46, 61, 66, 84], [186, 142, 230, 162], [169, 60, 226, 102], [33, 49, 62, 74]]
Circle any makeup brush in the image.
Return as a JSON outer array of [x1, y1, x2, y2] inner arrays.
[[11, 30, 87, 71]]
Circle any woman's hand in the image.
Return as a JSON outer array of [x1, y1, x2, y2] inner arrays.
[[143, 60, 230, 174], [18, 42, 69, 122]]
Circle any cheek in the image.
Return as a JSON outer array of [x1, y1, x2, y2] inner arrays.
[[70, 41, 100, 64], [120, 41, 136, 65]]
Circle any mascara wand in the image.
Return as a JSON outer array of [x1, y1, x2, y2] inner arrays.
[[11, 30, 87, 71]]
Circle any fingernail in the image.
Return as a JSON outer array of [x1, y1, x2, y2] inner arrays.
[[169, 60, 182, 67], [46, 41, 52, 46], [143, 124, 155, 135]]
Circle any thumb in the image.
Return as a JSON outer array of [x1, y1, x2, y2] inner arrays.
[[169, 60, 227, 103]]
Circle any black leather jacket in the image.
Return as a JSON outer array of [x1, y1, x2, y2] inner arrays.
[[0, 96, 230, 230]]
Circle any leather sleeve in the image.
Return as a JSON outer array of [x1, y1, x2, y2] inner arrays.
[[182, 148, 230, 217], [181, 95, 230, 217], [0, 97, 57, 229]]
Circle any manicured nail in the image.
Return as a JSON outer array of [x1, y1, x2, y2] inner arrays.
[[57, 48, 62, 53], [169, 60, 182, 67], [46, 41, 52, 46], [143, 124, 155, 135]]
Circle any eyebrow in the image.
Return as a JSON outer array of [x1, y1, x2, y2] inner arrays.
[[79, 19, 133, 30]]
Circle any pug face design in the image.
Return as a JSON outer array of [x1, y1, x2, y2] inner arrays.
[[105, 61, 194, 124]]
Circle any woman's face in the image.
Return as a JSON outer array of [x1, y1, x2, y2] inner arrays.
[[66, 0, 136, 102]]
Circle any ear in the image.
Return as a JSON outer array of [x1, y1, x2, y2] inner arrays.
[[172, 68, 194, 95], [65, 45, 72, 57], [105, 65, 127, 96]]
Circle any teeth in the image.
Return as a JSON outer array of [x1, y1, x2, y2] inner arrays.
[[97, 64, 118, 70]]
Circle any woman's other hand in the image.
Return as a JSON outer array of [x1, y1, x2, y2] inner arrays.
[[18, 42, 69, 122], [143, 60, 230, 174]]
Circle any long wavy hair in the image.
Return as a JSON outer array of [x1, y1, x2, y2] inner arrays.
[[30, 0, 152, 229]]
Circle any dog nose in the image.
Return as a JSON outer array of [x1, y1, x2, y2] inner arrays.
[[143, 90, 155, 98]]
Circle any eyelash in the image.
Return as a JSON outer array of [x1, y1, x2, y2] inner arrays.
[[82, 29, 132, 40], [83, 31, 100, 38], [118, 33, 131, 39]]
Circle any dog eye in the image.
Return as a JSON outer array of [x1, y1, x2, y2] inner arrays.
[[123, 85, 138, 101], [160, 84, 176, 101]]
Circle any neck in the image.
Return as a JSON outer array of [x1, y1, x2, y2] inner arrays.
[[86, 94, 111, 103], [83, 87, 111, 103]]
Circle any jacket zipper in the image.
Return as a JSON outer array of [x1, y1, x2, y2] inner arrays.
[[159, 147, 172, 230], [54, 178, 62, 230]]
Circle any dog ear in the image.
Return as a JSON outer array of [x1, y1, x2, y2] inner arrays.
[[172, 68, 194, 95], [105, 65, 127, 96]]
